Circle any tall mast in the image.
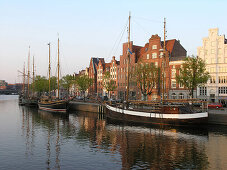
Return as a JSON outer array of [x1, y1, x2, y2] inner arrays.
[[32, 56, 35, 97], [27, 46, 30, 98], [126, 12, 131, 103], [162, 18, 166, 101], [48, 43, 51, 98], [57, 37, 60, 98], [23, 62, 25, 94]]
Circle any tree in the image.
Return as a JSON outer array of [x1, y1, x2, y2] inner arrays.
[[50, 76, 57, 91], [32, 76, 57, 97], [102, 71, 117, 98], [32, 75, 48, 96], [133, 62, 158, 100], [60, 74, 74, 97], [176, 56, 210, 99], [75, 75, 93, 100]]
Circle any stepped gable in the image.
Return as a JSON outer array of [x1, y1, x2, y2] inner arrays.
[[91, 57, 104, 74]]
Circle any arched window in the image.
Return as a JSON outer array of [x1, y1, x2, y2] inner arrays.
[[171, 93, 177, 99], [179, 93, 184, 99]]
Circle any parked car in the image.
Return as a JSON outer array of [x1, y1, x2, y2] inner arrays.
[[208, 103, 223, 109]]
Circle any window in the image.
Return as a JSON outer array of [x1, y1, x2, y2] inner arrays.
[[199, 87, 207, 96], [210, 76, 216, 83], [152, 45, 157, 49], [171, 93, 177, 99], [218, 87, 227, 94], [219, 76, 227, 83], [211, 41, 216, 47], [152, 53, 157, 59], [159, 52, 163, 58], [171, 79, 176, 88], [179, 82, 184, 88], [171, 69, 176, 78], [210, 67, 215, 73], [147, 54, 149, 59], [179, 93, 184, 99]]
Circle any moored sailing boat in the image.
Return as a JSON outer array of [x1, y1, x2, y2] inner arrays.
[[38, 38, 69, 113], [105, 14, 208, 126]]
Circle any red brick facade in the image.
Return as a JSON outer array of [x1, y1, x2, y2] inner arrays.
[[84, 34, 187, 100]]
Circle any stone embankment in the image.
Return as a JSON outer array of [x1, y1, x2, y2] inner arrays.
[[208, 108, 227, 125]]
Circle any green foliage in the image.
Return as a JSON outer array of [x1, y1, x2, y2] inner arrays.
[[60, 74, 74, 93], [176, 56, 210, 98], [32, 75, 48, 93], [133, 62, 158, 100], [75, 75, 93, 95], [102, 71, 117, 97], [32, 75, 57, 96], [50, 76, 57, 91]]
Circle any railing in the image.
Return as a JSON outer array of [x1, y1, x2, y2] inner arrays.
[[106, 99, 208, 113]]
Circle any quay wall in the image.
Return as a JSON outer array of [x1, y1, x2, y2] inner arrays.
[[208, 109, 227, 125], [69, 101, 105, 113], [69, 101, 227, 125]]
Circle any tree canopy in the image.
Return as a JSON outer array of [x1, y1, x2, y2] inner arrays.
[[32, 75, 57, 96], [102, 71, 117, 97], [176, 56, 210, 98], [133, 62, 159, 100], [75, 75, 93, 100], [60, 74, 74, 93]]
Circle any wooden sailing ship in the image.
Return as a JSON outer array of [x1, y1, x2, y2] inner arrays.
[[105, 14, 208, 126], [38, 38, 69, 113], [19, 47, 38, 107]]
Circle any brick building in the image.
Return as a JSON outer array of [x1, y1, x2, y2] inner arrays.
[[88, 58, 104, 95], [117, 34, 187, 100], [97, 56, 119, 98], [82, 34, 187, 101]]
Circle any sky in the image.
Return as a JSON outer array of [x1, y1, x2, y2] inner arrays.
[[0, 0, 227, 83]]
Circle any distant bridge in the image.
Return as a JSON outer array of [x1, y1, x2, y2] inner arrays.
[[0, 90, 19, 95]]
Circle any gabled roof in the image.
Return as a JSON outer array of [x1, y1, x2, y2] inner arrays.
[[161, 39, 176, 54], [90, 57, 104, 74]]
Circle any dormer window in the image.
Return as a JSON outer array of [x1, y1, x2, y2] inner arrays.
[[145, 47, 148, 51]]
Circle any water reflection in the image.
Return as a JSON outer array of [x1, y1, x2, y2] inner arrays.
[[20, 106, 69, 170], [68, 112, 210, 169], [19, 106, 219, 169]]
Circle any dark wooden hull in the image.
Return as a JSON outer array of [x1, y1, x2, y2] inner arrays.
[[105, 104, 208, 126], [38, 100, 68, 113]]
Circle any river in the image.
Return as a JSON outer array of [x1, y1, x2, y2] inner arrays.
[[0, 95, 227, 169]]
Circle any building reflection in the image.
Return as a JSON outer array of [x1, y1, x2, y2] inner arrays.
[[20, 107, 210, 169], [69, 112, 210, 169]]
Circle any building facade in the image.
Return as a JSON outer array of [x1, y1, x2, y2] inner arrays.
[[197, 28, 227, 105]]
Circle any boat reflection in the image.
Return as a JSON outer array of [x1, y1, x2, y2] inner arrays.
[[69, 111, 209, 169], [20, 107, 210, 169], [20, 106, 69, 169]]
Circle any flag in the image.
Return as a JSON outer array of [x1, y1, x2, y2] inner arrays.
[[128, 48, 132, 55]]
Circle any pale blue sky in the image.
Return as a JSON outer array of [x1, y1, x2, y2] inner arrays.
[[0, 0, 226, 83]]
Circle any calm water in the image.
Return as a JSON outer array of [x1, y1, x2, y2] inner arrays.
[[0, 95, 227, 170]]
